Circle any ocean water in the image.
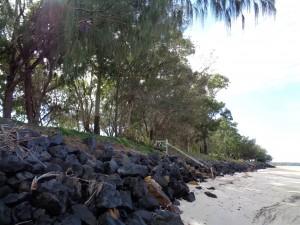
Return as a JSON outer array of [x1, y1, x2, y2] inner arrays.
[[276, 165, 300, 172]]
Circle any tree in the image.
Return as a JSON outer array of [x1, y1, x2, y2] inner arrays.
[[0, 0, 64, 123]]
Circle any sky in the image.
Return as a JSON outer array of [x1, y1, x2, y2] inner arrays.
[[185, 0, 300, 162]]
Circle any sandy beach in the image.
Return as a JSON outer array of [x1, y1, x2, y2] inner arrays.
[[180, 166, 300, 225]]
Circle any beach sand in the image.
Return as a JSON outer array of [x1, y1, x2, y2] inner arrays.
[[180, 166, 300, 225]]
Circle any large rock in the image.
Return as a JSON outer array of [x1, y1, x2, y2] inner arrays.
[[0, 202, 11, 225], [126, 214, 147, 225], [104, 159, 119, 174], [144, 176, 172, 209], [168, 180, 189, 199], [138, 194, 160, 210], [0, 172, 7, 185], [152, 210, 184, 225], [16, 171, 34, 181], [32, 192, 63, 216], [123, 177, 148, 199], [72, 204, 97, 225], [26, 136, 49, 150], [96, 183, 122, 209], [48, 145, 68, 160], [96, 143, 114, 161], [77, 151, 88, 164], [98, 212, 126, 225], [118, 163, 148, 177], [3, 192, 30, 207], [204, 191, 217, 198], [120, 191, 133, 210], [133, 210, 154, 224], [57, 214, 81, 225], [48, 133, 64, 146], [0, 185, 13, 198], [0, 154, 30, 173], [13, 201, 33, 222], [82, 164, 96, 180], [183, 192, 195, 202]]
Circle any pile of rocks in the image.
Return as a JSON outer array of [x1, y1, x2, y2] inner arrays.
[[0, 125, 271, 225], [0, 127, 204, 225]]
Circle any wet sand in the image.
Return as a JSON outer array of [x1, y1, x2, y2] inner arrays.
[[180, 166, 300, 225]]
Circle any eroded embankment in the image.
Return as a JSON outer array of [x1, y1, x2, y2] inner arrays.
[[0, 123, 271, 225]]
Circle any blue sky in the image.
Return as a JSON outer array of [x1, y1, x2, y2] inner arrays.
[[185, 0, 300, 162]]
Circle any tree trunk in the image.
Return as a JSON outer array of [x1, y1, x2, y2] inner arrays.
[[93, 73, 101, 134], [24, 71, 37, 124], [203, 138, 208, 155], [3, 63, 18, 119], [113, 75, 120, 137], [3, 85, 15, 119]]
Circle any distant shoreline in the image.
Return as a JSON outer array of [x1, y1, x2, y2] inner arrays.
[[271, 162, 300, 166]]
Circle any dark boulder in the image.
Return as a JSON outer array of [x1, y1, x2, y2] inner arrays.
[[133, 210, 154, 224], [98, 174, 123, 188], [183, 192, 195, 202], [49, 133, 64, 146], [152, 210, 184, 225], [65, 154, 81, 165], [94, 160, 105, 173], [0, 172, 6, 185], [0, 202, 11, 225], [16, 171, 34, 181], [0, 154, 30, 173], [18, 181, 31, 192], [118, 163, 148, 177], [82, 165, 96, 180], [13, 201, 33, 222], [204, 191, 217, 198], [104, 159, 119, 174], [96, 143, 114, 161], [138, 194, 160, 210], [3, 192, 30, 207], [48, 145, 68, 160], [44, 162, 63, 173], [98, 212, 126, 225], [153, 174, 169, 188], [32, 192, 63, 216], [120, 191, 133, 210], [0, 185, 13, 198], [33, 208, 53, 225], [39, 151, 52, 162], [26, 136, 49, 150], [168, 180, 189, 199], [123, 177, 148, 199], [7, 176, 20, 187], [78, 151, 88, 164], [62, 177, 82, 200], [72, 204, 97, 225], [126, 214, 147, 225], [57, 214, 81, 225], [96, 183, 122, 209]]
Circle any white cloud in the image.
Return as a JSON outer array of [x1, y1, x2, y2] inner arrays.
[[186, 0, 300, 162]]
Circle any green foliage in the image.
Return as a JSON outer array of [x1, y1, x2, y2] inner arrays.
[[209, 118, 272, 162], [0, 0, 275, 161], [60, 127, 154, 154]]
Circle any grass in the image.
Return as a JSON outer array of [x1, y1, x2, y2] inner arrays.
[[59, 127, 155, 154]]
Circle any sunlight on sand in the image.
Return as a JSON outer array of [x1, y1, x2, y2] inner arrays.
[[180, 167, 300, 225], [185, 220, 205, 225]]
